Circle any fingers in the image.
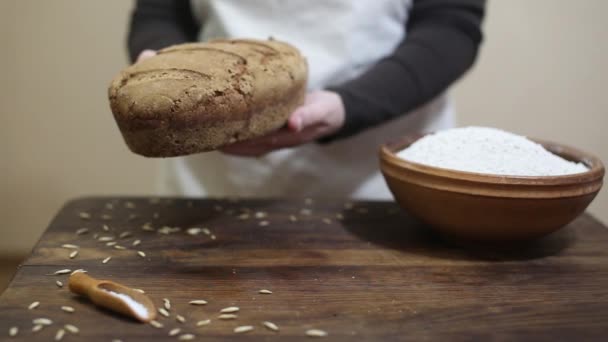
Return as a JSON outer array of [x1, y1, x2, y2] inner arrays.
[[136, 49, 157, 63]]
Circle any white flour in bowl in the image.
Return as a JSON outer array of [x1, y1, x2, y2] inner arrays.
[[397, 126, 588, 176]]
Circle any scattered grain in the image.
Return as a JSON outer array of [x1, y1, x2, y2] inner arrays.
[[61, 244, 79, 249], [106, 241, 117, 247], [28, 301, 40, 310], [178, 334, 195, 341], [55, 328, 65, 341], [132, 239, 141, 247], [220, 306, 239, 313], [210, 235, 216, 240], [141, 223, 155, 231], [322, 218, 332, 224], [189, 300, 207, 305], [33, 318, 53, 326], [69, 250, 79, 259], [119, 231, 132, 239], [289, 215, 298, 222], [137, 251, 146, 258], [176, 315, 186, 323], [75, 228, 89, 235], [196, 319, 211, 326], [105, 203, 114, 210], [263, 321, 279, 331], [56, 280, 63, 288], [187, 228, 202, 236], [134, 288, 145, 294], [114, 245, 126, 250], [125, 201, 136, 209], [150, 320, 163, 328], [259, 289, 272, 294], [202, 228, 211, 235], [234, 325, 254, 334], [53, 269, 71, 275], [158, 308, 170, 317], [335, 213, 344, 220], [169, 328, 181, 336], [218, 314, 238, 320], [71, 269, 86, 275], [306, 329, 328, 337], [101, 214, 112, 220], [300, 208, 312, 216], [98, 236, 114, 242], [237, 213, 250, 220], [32, 325, 43, 332], [64, 324, 79, 334], [163, 298, 171, 310], [258, 220, 269, 227], [255, 211, 267, 219], [79, 212, 91, 220], [61, 306, 75, 313], [9, 326, 18, 337], [102, 257, 111, 264]]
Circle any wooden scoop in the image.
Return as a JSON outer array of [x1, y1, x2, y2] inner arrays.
[[68, 272, 157, 322]]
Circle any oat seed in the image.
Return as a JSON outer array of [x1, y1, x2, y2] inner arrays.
[[259, 289, 272, 294], [69, 250, 79, 259], [102, 256, 111, 264], [61, 306, 75, 313], [186, 228, 202, 236], [98, 236, 114, 242], [178, 334, 195, 341], [255, 211, 267, 219], [218, 314, 238, 320], [64, 324, 79, 334], [32, 325, 43, 332], [53, 269, 71, 275], [220, 306, 239, 313], [234, 325, 254, 334], [28, 301, 40, 310], [79, 212, 91, 220], [56, 280, 63, 288], [132, 239, 141, 247], [176, 314, 186, 323], [137, 251, 146, 258], [163, 298, 171, 310], [141, 223, 155, 231], [158, 308, 170, 317], [306, 329, 328, 337], [189, 300, 207, 305], [61, 244, 79, 249], [33, 318, 53, 326], [119, 231, 132, 239], [75, 228, 89, 235], [169, 328, 181, 336], [263, 321, 279, 331], [196, 319, 211, 326], [106, 241, 117, 247], [55, 328, 65, 341], [9, 326, 18, 337], [114, 245, 126, 250], [150, 320, 163, 328]]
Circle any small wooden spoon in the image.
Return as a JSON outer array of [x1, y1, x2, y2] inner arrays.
[[68, 272, 157, 322]]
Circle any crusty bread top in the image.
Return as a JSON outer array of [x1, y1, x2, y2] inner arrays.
[[108, 39, 307, 129]]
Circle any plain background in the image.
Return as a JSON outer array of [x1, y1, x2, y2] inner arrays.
[[1, 0, 607, 287]]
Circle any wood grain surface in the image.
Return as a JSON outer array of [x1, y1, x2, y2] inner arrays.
[[1, 197, 607, 341]]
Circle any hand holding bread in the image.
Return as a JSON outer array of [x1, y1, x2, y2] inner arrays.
[[108, 38, 309, 157]]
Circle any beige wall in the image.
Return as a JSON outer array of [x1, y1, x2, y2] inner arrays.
[[1, 0, 606, 257]]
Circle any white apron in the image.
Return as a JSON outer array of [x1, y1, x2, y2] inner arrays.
[[158, 0, 454, 199]]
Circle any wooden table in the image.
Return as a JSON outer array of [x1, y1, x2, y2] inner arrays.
[[1, 197, 608, 341]]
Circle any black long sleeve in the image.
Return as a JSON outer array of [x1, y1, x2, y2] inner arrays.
[[322, 0, 486, 142], [127, 0, 200, 63], [127, 0, 485, 141]]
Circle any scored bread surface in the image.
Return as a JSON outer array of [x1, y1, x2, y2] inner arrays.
[[108, 39, 308, 157]]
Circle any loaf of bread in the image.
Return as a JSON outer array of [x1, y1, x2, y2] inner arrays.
[[108, 38, 308, 157]]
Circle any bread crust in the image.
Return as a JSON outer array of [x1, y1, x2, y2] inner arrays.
[[108, 39, 308, 157]]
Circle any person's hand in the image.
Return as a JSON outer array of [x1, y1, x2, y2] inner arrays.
[[221, 90, 345, 157], [136, 49, 157, 63]]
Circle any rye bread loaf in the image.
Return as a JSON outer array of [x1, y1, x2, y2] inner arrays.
[[108, 38, 308, 157]]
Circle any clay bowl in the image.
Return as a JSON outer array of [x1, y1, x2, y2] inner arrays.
[[379, 134, 604, 243]]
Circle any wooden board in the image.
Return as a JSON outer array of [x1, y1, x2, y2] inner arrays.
[[1, 197, 608, 341]]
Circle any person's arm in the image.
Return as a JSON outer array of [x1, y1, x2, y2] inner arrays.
[[321, 0, 486, 142], [127, 0, 200, 63]]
